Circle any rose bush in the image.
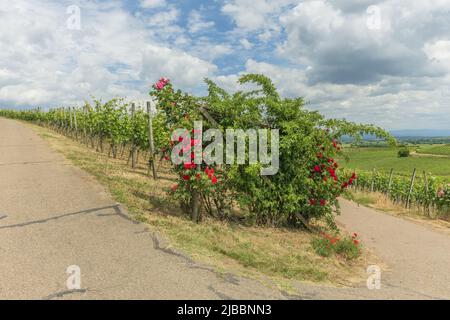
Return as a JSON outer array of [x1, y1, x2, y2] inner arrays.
[[150, 74, 393, 228]]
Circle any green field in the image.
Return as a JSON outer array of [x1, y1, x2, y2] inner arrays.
[[341, 146, 450, 179], [416, 144, 450, 156]]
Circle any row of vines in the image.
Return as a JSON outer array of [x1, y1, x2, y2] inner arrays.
[[0, 74, 401, 229], [0, 98, 168, 166], [346, 168, 450, 217]]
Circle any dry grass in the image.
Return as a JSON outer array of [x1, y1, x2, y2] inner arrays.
[[29, 123, 371, 290]]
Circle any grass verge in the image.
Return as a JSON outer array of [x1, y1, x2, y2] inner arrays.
[[29, 123, 371, 289]]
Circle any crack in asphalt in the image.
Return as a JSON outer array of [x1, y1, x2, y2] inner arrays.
[[281, 290, 311, 300], [151, 232, 193, 262], [382, 281, 446, 300], [0, 205, 129, 230], [112, 205, 139, 224], [43, 289, 88, 300], [207, 285, 234, 300]]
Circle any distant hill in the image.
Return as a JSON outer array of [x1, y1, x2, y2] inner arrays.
[[342, 129, 450, 145], [390, 130, 450, 138]]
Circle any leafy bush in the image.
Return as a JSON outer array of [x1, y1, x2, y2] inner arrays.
[[398, 148, 410, 157], [151, 74, 393, 228]]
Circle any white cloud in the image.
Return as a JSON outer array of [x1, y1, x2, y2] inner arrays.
[[424, 40, 450, 71], [140, 0, 166, 9], [187, 10, 215, 34], [140, 45, 217, 88], [278, 0, 450, 84], [221, 0, 296, 41], [189, 40, 233, 62], [222, 0, 296, 31], [213, 58, 450, 130], [239, 39, 253, 50], [146, 6, 179, 27], [0, 0, 216, 107]]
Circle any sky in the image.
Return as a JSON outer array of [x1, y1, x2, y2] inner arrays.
[[0, 0, 449, 130]]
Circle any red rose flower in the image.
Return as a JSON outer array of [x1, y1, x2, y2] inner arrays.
[[183, 163, 192, 170], [333, 140, 338, 148]]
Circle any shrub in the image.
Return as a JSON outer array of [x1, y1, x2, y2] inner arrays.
[[398, 148, 410, 157], [150, 74, 394, 228]]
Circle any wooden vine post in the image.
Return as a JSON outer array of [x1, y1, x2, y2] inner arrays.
[[73, 107, 78, 140], [146, 101, 157, 179], [370, 168, 376, 192], [69, 107, 73, 131], [83, 106, 88, 146], [192, 188, 201, 223], [405, 168, 417, 209], [131, 103, 137, 169], [423, 171, 431, 217], [386, 168, 394, 196], [62, 107, 66, 131]]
